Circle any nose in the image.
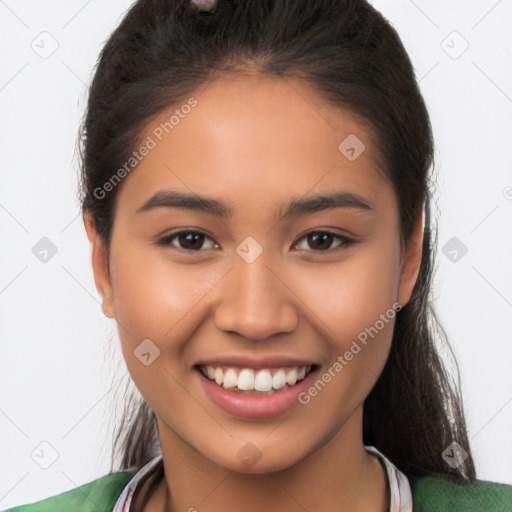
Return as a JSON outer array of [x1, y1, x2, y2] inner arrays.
[[213, 252, 299, 341]]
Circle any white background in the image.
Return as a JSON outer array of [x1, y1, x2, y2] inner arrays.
[[0, 0, 511, 507]]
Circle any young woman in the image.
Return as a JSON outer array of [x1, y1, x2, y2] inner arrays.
[[4, 0, 511, 511]]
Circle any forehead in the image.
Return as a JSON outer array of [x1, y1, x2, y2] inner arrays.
[[114, 73, 392, 215]]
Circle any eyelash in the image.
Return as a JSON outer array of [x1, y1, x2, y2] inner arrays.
[[155, 230, 357, 253]]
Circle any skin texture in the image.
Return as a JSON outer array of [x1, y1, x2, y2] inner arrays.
[[84, 73, 424, 511]]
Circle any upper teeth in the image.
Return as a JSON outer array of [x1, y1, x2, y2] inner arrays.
[[201, 365, 311, 392]]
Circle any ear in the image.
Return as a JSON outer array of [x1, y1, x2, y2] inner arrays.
[[397, 203, 425, 307], [83, 211, 116, 319]]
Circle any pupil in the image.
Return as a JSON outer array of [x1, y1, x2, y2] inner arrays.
[[180, 232, 204, 250], [309, 232, 332, 250]]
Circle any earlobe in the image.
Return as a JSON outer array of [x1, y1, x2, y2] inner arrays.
[[83, 211, 116, 319], [101, 297, 116, 319], [397, 203, 425, 307]]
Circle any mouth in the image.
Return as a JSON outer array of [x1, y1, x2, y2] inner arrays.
[[195, 360, 321, 419], [196, 364, 317, 395]]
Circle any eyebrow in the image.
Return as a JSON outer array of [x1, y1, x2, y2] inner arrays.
[[136, 189, 374, 221]]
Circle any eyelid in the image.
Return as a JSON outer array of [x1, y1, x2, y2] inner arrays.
[[291, 230, 356, 252], [155, 230, 218, 251]]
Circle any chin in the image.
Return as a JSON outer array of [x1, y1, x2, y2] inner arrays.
[[203, 442, 312, 475]]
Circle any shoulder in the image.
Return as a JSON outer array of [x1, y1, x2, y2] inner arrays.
[[0, 470, 135, 512], [409, 473, 512, 512]]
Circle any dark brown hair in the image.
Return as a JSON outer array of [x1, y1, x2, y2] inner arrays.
[[78, 0, 476, 482]]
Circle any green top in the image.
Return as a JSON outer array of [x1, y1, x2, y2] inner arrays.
[[2, 471, 511, 511], [1, 472, 132, 512]]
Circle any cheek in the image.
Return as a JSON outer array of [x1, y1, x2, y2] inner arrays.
[[317, 244, 399, 403], [108, 251, 220, 409], [109, 249, 223, 350], [291, 239, 401, 345], [288, 240, 400, 414]]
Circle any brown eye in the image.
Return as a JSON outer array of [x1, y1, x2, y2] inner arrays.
[[177, 232, 205, 250], [156, 231, 219, 251], [291, 231, 355, 252], [308, 232, 334, 250]]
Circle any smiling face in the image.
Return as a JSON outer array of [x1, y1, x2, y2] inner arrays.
[[85, 73, 423, 475]]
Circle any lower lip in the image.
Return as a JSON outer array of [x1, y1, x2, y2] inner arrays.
[[196, 367, 318, 419]]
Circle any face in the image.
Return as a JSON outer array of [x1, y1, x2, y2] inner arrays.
[[85, 73, 423, 474]]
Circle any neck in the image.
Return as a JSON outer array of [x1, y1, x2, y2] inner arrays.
[[138, 406, 389, 512]]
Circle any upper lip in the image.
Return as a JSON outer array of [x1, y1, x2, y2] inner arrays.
[[195, 356, 319, 369]]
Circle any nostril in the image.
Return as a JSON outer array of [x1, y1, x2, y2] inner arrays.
[[190, 0, 218, 15]]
